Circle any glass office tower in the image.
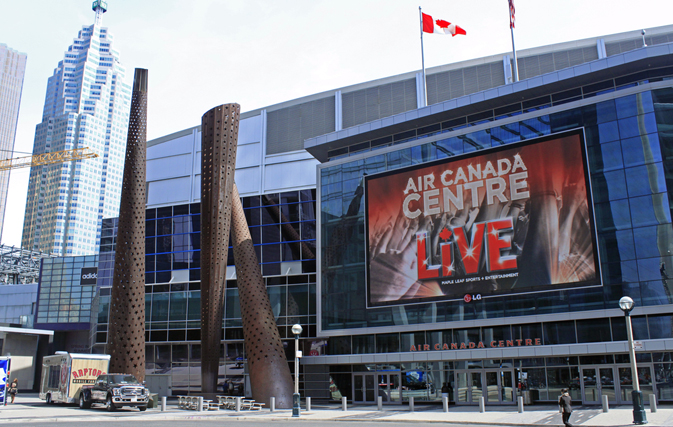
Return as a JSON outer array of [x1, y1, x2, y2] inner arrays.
[[22, 2, 131, 256], [0, 44, 27, 242]]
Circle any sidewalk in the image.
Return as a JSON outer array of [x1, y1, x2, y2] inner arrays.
[[1, 394, 672, 426]]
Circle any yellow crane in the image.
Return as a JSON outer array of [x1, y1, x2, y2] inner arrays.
[[0, 147, 98, 172]]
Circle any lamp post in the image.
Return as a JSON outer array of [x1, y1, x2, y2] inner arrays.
[[619, 296, 647, 425], [291, 324, 303, 417]]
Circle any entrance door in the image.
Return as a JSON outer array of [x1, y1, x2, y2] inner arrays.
[[470, 372, 483, 402], [455, 369, 515, 405], [456, 371, 469, 404], [582, 367, 601, 404], [485, 370, 515, 404], [618, 365, 654, 404], [582, 366, 617, 404], [353, 374, 376, 403], [583, 365, 655, 405], [377, 373, 400, 403]]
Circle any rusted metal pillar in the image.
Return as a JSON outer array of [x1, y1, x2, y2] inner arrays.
[[107, 68, 148, 381], [231, 183, 294, 408], [200, 103, 240, 394]]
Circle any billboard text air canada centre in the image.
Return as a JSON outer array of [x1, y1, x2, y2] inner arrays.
[[365, 130, 600, 307]]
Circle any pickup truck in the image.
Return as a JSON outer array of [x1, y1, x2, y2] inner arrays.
[[79, 373, 150, 411]]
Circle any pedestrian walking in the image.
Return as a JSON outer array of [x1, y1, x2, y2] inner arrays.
[[8, 378, 18, 404], [441, 383, 449, 399], [558, 388, 573, 427]]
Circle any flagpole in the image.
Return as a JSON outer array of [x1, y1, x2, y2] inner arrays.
[[419, 6, 427, 107], [509, 1, 519, 82], [510, 26, 519, 82]]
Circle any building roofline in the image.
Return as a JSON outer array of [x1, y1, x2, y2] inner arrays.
[[304, 42, 673, 162], [0, 43, 28, 57]]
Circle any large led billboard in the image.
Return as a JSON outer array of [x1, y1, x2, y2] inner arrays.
[[365, 130, 600, 307]]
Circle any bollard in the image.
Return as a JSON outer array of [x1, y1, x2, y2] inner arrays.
[[270, 396, 275, 412], [602, 394, 609, 413], [198, 396, 204, 412], [517, 396, 523, 413], [409, 396, 414, 412], [235, 396, 241, 412], [649, 394, 657, 413], [479, 396, 485, 413], [377, 396, 382, 411], [161, 396, 166, 412], [442, 396, 449, 413], [306, 396, 311, 412], [342, 396, 347, 411]]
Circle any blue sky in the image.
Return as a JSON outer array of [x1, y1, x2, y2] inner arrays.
[[1, 0, 671, 248]]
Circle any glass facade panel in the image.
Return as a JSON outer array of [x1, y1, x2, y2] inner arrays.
[[321, 89, 673, 334], [576, 318, 611, 343], [36, 255, 99, 327]]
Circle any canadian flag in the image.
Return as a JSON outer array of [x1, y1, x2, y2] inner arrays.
[[422, 12, 466, 36]]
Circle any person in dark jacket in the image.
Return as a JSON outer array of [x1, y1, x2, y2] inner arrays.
[[558, 388, 573, 427], [8, 378, 18, 404]]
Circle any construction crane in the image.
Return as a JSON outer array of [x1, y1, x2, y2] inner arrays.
[[0, 147, 98, 172]]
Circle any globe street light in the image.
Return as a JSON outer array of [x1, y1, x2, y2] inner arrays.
[[619, 296, 647, 425], [291, 324, 303, 417]]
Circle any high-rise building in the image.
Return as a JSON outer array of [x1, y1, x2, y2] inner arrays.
[[0, 44, 27, 243], [22, 1, 131, 255]]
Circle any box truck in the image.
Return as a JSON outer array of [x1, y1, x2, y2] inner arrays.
[[39, 352, 110, 404]]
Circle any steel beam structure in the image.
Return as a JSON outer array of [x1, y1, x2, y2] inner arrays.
[[0, 245, 56, 284], [107, 68, 148, 381]]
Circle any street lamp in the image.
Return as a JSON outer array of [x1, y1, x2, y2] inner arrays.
[[619, 296, 647, 425], [291, 324, 303, 417]]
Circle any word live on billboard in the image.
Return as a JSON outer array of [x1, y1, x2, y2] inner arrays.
[[407, 154, 528, 280]]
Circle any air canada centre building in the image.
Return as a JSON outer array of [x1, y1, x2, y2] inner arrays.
[[82, 26, 673, 406], [305, 29, 673, 406]]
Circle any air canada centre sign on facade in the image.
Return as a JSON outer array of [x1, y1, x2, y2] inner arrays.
[[365, 130, 600, 307]]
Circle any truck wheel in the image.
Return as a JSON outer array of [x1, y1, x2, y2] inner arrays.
[[138, 406, 147, 412], [106, 395, 116, 411], [79, 393, 91, 409], [46, 394, 52, 404]]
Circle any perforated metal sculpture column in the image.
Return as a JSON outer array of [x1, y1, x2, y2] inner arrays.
[[200, 104, 240, 394], [107, 68, 148, 381], [231, 183, 294, 408]]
